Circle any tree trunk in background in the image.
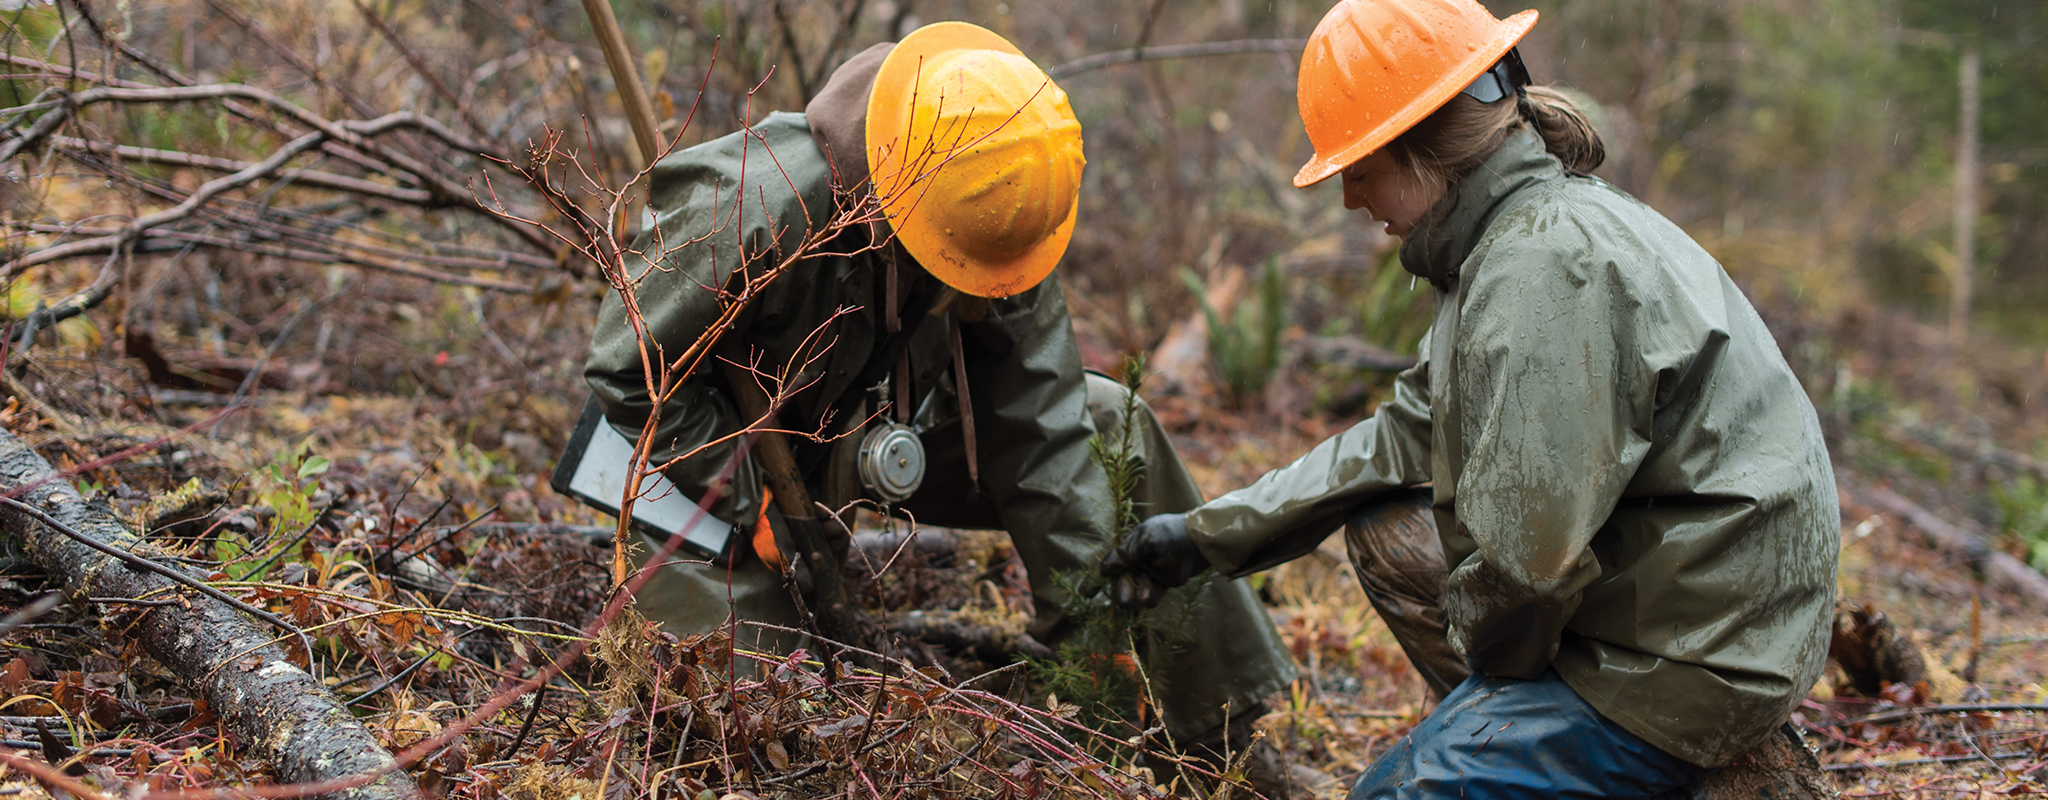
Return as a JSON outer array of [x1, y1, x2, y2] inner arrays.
[[1950, 47, 1978, 346]]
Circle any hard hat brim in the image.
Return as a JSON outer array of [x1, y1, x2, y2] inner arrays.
[[1293, 9, 1539, 189], [866, 22, 1072, 298]]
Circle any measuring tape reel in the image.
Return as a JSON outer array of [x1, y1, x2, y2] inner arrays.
[[857, 421, 926, 503]]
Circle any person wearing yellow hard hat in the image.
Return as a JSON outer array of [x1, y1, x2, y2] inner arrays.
[[1101, 0, 1840, 797], [580, 22, 1312, 797]]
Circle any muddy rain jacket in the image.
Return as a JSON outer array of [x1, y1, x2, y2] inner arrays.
[[1183, 130, 1839, 767], [580, 50, 1296, 739], [583, 110, 1108, 608]]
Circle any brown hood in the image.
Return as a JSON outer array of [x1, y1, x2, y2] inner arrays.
[[804, 42, 894, 190]]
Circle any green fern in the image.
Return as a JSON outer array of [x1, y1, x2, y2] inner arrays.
[[1355, 247, 1431, 354], [1181, 258, 1287, 409]]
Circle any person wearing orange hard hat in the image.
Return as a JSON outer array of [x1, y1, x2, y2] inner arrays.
[[1102, 0, 1840, 796], [580, 22, 1312, 796]]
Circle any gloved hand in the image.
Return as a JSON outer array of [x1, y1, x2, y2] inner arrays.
[[1098, 513, 1209, 609]]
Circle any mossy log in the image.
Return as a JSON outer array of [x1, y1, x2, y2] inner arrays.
[[0, 429, 419, 800]]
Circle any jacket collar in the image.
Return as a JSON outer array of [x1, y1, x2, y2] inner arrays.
[[804, 42, 895, 192], [1398, 128, 1562, 288]]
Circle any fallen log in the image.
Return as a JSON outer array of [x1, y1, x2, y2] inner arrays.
[[1857, 483, 2048, 608], [1889, 422, 2048, 485], [0, 429, 419, 800], [1299, 335, 1420, 372], [877, 608, 1053, 664]]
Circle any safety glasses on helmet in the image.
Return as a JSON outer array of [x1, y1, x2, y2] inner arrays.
[[1460, 48, 1531, 104]]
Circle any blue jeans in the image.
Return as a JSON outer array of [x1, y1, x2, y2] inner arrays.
[[1349, 670, 1703, 800]]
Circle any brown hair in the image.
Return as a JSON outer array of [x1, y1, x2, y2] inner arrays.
[[1384, 85, 1606, 195]]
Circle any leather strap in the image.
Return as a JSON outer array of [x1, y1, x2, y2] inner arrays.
[[792, 277, 935, 477], [950, 312, 979, 488]]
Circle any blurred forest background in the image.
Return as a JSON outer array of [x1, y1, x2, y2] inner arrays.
[[3, 0, 2048, 795], [8, 0, 2048, 517]]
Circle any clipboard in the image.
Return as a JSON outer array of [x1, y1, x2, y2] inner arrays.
[[549, 395, 736, 562]]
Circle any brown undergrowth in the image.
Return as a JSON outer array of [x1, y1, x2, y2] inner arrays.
[[3, 0, 2046, 796], [0, 366, 1176, 798], [4, 275, 2048, 798], [7, 317, 2048, 799]]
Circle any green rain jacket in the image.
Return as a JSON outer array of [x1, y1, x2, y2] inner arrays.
[[582, 57, 1298, 738], [1184, 130, 1839, 767], [584, 108, 1111, 613]]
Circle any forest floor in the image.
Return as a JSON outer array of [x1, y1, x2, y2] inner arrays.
[[9, 0, 2048, 793], [2, 346, 2045, 799]]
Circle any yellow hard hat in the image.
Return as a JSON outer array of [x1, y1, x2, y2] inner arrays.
[[866, 22, 1084, 299]]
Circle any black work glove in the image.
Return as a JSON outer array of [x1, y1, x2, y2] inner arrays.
[[1098, 513, 1209, 609]]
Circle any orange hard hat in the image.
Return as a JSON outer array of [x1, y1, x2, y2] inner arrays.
[[1293, 0, 1538, 188], [866, 22, 1085, 298]]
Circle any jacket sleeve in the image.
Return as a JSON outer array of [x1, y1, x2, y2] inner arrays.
[[1181, 340, 1436, 573], [581, 114, 829, 526], [958, 273, 1118, 572], [1438, 229, 1654, 680]]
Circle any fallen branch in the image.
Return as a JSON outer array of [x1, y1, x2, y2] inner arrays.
[[1823, 750, 2033, 772], [1890, 422, 2048, 484], [0, 58, 555, 258], [0, 84, 488, 165], [1048, 38, 1307, 79], [29, 228, 534, 293], [1857, 483, 2048, 608], [468, 522, 613, 539], [1839, 702, 2048, 727], [53, 136, 436, 204], [0, 593, 60, 638], [0, 428, 420, 800], [1693, 724, 1834, 800], [6, 108, 440, 277], [13, 213, 540, 285], [877, 609, 1053, 663], [1300, 335, 1420, 372], [0, 52, 406, 181]]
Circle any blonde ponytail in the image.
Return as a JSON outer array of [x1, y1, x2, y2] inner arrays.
[[1517, 86, 1605, 174], [1386, 84, 1608, 192]]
